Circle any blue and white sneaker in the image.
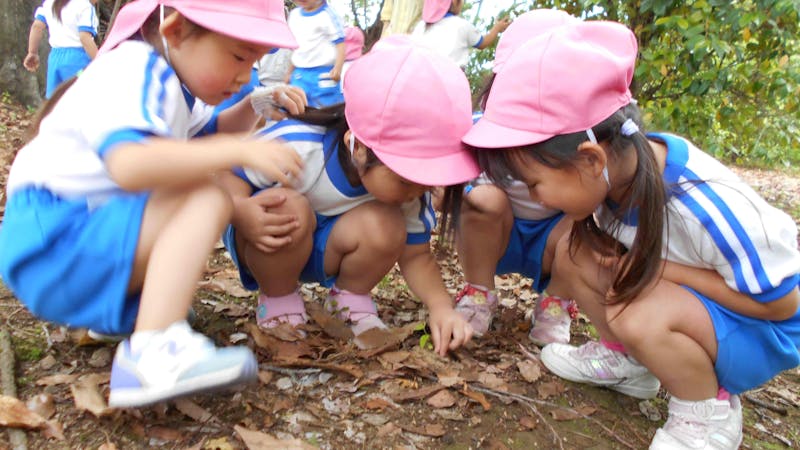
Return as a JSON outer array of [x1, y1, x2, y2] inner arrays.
[[108, 321, 257, 408]]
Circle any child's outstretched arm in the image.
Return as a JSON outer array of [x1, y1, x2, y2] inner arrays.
[[78, 31, 98, 60], [475, 17, 510, 50], [23, 19, 47, 72], [329, 42, 346, 82], [662, 260, 799, 321], [105, 135, 302, 192], [398, 243, 474, 356]]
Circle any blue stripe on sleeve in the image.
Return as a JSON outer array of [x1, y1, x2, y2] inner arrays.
[[156, 65, 172, 121], [407, 232, 431, 245], [233, 167, 261, 191], [141, 53, 158, 126], [683, 168, 773, 293], [35, 14, 47, 26], [97, 129, 153, 159], [473, 36, 484, 48], [325, 6, 345, 38], [750, 274, 800, 303], [332, 37, 345, 44], [78, 26, 97, 36]]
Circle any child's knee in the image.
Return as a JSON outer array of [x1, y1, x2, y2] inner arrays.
[[462, 184, 511, 218], [188, 181, 234, 220]]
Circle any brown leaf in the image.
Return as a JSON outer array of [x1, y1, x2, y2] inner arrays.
[[0, 395, 46, 428], [537, 381, 565, 400], [70, 377, 113, 417], [174, 398, 216, 423], [257, 370, 274, 385], [477, 372, 507, 391], [36, 373, 79, 386], [358, 323, 419, 355], [248, 324, 314, 361], [391, 384, 446, 403], [213, 302, 250, 318], [519, 415, 538, 430], [397, 422, 446, 437], [197, 276, 252, 298], [550, 408, 581, 421], [306, 303, 353, 340], [426, 389, 457, 409], [459, 387, 491, 411], [234, 425, 317, 449], [436, 370, 464, 387], [363, 397, 394, 411], [516, 360, 543, 383], [26, 393, 56, 419], [147, 426, 184, 441]]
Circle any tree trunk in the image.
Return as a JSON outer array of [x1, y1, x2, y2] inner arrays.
[[0, 0, 45, 106]]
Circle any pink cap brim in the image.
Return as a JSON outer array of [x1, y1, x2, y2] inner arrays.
[[371, 145, 480, 186], [462, 114, 554, 149], [179, 8, 297, 49]]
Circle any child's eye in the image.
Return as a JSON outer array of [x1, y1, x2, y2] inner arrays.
[[233, 54, 246, 62]]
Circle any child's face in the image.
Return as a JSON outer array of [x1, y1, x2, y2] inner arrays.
[[360, 164, 429, 206], [293, 0, 324, 12], [171, 29, 270, 106], [510, 151, 607, 221]]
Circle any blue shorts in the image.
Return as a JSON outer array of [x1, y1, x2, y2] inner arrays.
[[46, 47, 91, 98], [496, 214, 564, 292], [223, 213, 340, 291], [688, 286, 800, 394], [289, 66, 344, 107], [0, 188, 148, 334]]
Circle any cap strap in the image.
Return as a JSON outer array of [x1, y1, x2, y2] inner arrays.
[[621, 118, 639, 136], [586, 128, 598, 144]]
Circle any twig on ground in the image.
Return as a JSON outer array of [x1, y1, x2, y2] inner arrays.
[[1, 327, 28, 450], [262, 365, 322, 376], [744, 393, 788, 415]]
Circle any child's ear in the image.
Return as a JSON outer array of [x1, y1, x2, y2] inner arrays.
[[577, 140, 608, 180], [343, 130, 366, 164], [159, 12, 188, 48]]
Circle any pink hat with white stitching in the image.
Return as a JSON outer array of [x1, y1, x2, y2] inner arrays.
[[493, 9, 578, 73], [463, 20, 638, 148], [343, 36, 478, 186], [344, 27, 365, 61], [422, 0, 451, 23], [99, 0, 297, 55]]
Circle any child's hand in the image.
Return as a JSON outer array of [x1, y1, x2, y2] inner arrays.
[[328, 66, 342, 83], [240, 140, 303, 186], [250, 85, 308, 118], [493, 17, 511, 33], [23, 53, 39, 72], [234, 191, 299, 254], [427, 304, 474, 356]]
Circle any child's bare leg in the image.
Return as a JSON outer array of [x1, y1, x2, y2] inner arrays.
[[607, 280, 718, 400], [128, 181, 233, 331], [239, 189, 315, 295], [324, 201, 406, 293], [457, 184, 513, 289]]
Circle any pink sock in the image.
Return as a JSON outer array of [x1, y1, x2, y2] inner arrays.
[[717, 387, 730, 401], [601, 339, 627, 354]]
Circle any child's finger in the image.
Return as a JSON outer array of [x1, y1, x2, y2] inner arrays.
[[430, 325, 441, 355]]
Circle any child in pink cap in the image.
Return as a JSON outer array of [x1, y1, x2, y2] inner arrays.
[[220, 36, 478, 355], [339, 26, 364, 89], [411, 0, 510, 68], [463, 19, 800, 450], [0, 0, 308, 408], [454, 9, 580, 343]]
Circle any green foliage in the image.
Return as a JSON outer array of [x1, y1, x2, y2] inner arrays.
[[414, 322, 434, 350], [462, 0, 800, 167]]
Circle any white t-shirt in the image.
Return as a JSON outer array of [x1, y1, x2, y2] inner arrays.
[[236, 120, 435, 244], [595, 133, 800, 301], [34, 0, 98, 48], [7, 41, 216, 208], [411, 14, 482, 67], [288, 3, 346, 68]]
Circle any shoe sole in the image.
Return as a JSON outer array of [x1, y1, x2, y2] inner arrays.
[[108, 357, 257, 408], [541, 346, 660, 400]]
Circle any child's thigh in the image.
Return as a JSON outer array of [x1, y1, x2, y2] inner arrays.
[[0, 188, 147, 334]]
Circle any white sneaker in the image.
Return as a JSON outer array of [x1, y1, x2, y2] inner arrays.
[[649, 395, 743, 449], [108, 321, 257, 408], [540, 341, 661, 399]]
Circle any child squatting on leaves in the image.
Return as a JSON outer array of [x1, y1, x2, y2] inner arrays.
[[219, 36, 478, 356], [0, 0, 310, 408], [455, 9, 581, 344], [462, 18, 800, 450]]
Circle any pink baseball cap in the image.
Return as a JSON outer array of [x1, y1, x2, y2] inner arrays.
[[344, 27, 365, 61], [99, 0, 297, 55], [493, 9, 578, 73], [343, 36, 478, 186], [463, 20, 637, 148], [422, 0, 451, 23]]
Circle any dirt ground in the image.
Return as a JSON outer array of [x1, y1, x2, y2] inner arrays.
[[0, 99, 799, 450]]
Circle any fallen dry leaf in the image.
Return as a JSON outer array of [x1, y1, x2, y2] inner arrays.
[[234, 425, 317, 449], [397, 422, 446, 437], [426, 389, 457, 408], [516, 359, 543, 383], [175, 398, 216, 423], [0, 395, 46, 428], [26, 393, 56, 419], [550, 408, 581, 421], [70, 377, 113, 417], [537, 380, 566, 400]]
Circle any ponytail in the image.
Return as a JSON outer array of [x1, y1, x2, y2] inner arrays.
[[26, 76, 78, 143], [52, 0, 70, 22]]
